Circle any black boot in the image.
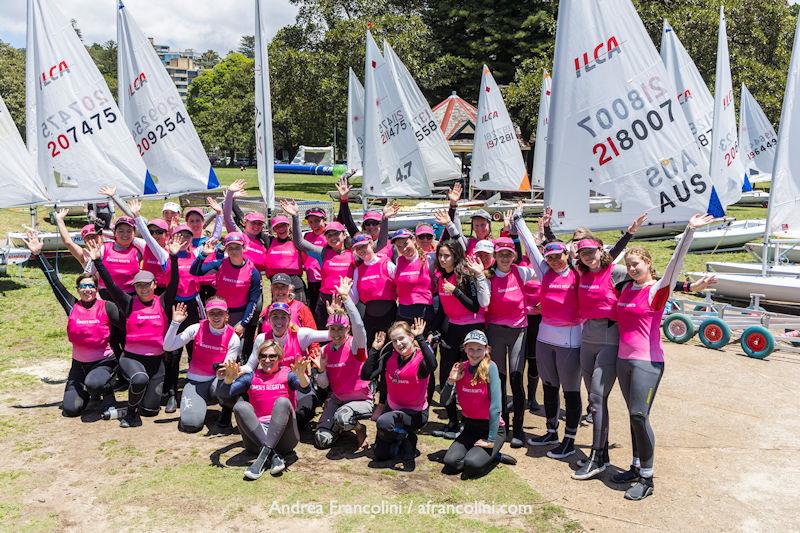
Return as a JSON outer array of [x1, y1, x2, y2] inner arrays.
[[572, 449, 606, 480], [612, 465, 640, 484], [624, 476, 654, 500], [119, 405, 142, 428]]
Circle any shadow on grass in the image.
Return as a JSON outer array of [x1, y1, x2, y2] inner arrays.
[[209, 441, 254, 468], [11, 400, 61, 409], [0, 278, 27, 292]]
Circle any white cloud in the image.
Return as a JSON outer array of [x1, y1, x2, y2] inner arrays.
[[0, 0, 299, 54]]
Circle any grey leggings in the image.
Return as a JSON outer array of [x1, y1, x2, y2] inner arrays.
[[580, 320, 619, 451], [179, 378, 220, 433], [314, 395, 374, 448], [119, 353, 165, 416], [443, 420, 505, 477], [536, 341, 581, 437], [233, 397, 299, 455], [487, 324, 526, 433], [616, 358, 664, 476]]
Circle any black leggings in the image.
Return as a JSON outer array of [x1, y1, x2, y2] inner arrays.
[[443, 418, 505, 476], [314, 292, 334, 330], [364, 301, 398, 407], [306, 281, 321, 327], [526, 314, 541, 397], [233, 397, 299, 455], [99, 288, 125, 357], [119, 352, 165, 416], [373, 408, 428, 461], [440, 322, 481, 423], [164, 297, 201, 397], [63, 357, 117, 417]]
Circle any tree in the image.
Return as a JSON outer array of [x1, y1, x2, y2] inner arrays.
[[87, 40, 119, 99], [187, 53, 255, 163], [0, 41, 26, 138], [237, 36, 255, 58], [70, 18, 83, 41], [197, 49, 220, 69]]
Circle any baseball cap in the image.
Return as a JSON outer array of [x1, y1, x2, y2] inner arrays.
[[390, 228, 414, 241], [243, 211, 266, 223], [305, 207, 326, 219], [147, 218, 169, 232], [162, 201, 180, 213], [327, 313, 350, 328], [473, 240, 494, 254], [270, 215, 290, 228], [362, 211, 382, 224], [543, 242, 567, 256], [205, 299, 228, 312], [172, 223, 193, 236], [576, 239, 601, 251], [493, 237, 516, 255], [80, 224, 100, 239], [268, 302, 291, 315], [324, 221, 346, 234], [132, 270, 155, 284], [415, 224, 434, 237], [223, 232, 245, 247], [471, 210, 492, 222], [183, 207, 204, 219], [462, 329, 488, 346], [271, 273, 292, 286], [352, 233, 373, 247], [113, 216, 136, 229]]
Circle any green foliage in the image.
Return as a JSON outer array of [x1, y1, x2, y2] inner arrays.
[[237, 35, 256, 59], [87, 40, 119, 99], [0, 40, 26, 139], [196, 49, 221, 69]]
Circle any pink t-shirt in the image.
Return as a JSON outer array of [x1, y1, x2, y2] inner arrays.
[[540, 267, 581, 327], [189, 320, 235, 377], [456, 361, 504, 427], [102, 241, 141, 293], [215, 259, 256, 309], [242, 233, 268, 272], [486, 266, 527, 328], [249, 367, 296, 423], [302, 230, 326, 283], [395, 255, 432, 306], [357, 257, 397, 302], [578, 266, 618, 321], [125, 295, 167, 356], [437, 272, 484, 325], [320, 248, 356, 295], [264, 238, 302, 278], [142, 246, 170, 288], [323, 336, 371, 402]]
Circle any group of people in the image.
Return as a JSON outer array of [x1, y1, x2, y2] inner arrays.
[[24, 177, 716, 499]]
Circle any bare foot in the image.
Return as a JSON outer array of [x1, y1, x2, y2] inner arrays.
[[354, 422, 368, 450], [370, 403, 385, 422]]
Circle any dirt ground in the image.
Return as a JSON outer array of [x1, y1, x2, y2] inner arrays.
[[1, 338, 799, 532]]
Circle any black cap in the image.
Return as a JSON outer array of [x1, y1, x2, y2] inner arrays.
[[271, 273, 292, 286]]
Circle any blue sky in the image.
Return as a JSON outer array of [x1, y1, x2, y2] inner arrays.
[[0, 0, 299, 54]]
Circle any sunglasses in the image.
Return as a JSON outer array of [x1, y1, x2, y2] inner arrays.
[[258, 353, 280, 360], [363, 221, 380, 227], [416, 234, 433, 240], [78, 283, 96, 289], [150, 229, 166, 235]]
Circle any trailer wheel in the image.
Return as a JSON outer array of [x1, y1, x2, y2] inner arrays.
[[740, 326, 774, 359], [662, 314, 694, 343], [491, 211, 503, 222], [698, 318, 731, 349]]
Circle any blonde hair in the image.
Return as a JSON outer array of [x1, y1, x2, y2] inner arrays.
[[258, 339, 284, 360], [624, 246, 657, 277], [471, 350, 492, 386], [387, 321, 419, 352]]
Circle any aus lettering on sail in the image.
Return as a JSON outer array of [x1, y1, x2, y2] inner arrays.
[[574, 36, 621, 78], [379, 109, 408, 145]]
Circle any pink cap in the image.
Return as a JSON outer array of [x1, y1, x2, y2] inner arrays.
[[172, 224, 193, 236], [113, 216, 135, 229], [324, 221, 346, 234], [271, 215, 290, 228], [543, 242, 567, 256], [326, 313, 350, 328], [575, 239, 601, 251], [80, 224, 99, 239], [415, 224, 434, 236], [205, 299, 228, 312], [147, 218, 169, 232], [493, 237, 516, 255], [183, 207, 204, 220], [243, 211, 266, 223], [362, 211, 383, 224], [223, 232, 245, 247]]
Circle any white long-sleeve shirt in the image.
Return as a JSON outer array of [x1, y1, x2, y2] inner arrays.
[[163, 321, 241, 382]]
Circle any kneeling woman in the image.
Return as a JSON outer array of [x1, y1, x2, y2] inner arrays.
[[162, 298, 241, 432], [25, 232, 121, 417], [361, 319, 437, 462], [441, 330, 516, 477], [217, 348, 312, 480]]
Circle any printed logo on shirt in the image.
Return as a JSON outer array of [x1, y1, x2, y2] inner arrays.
[[105, 257, 133, 264], [579, 284, 601, 290], [496, 286, 520, 294], [251, 383, 287, 391], [222, 276, 247, 285], [617, 302, 636, 308], [75, 319, 101, 325], [196, 340, 225, 351], [136, 314, 161, 320]]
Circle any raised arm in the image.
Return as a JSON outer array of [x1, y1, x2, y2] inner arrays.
[[339, 280, 366, 356], [87, 239, 131, 311], [163, 304, 199, 351], [608, 213, 647, 260], [223, 179, 246, 233], [513, 211, 547, 278], [335, 177, 360, 236], [189, 239, 223, 276], [283, 199, 322, 255], [24, 233, 76, 314], [434, 209, 467, 251], [161, 237, 185, 318], [53, 208, 89, 267]]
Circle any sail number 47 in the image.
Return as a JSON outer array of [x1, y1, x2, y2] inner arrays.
[[396, 161, 413, 182]]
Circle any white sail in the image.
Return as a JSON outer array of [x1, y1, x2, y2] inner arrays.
[[531, 70, 551, 188], [470, 65, 530, 192], [383, 41, 461, 185], [254, 0, 275, 209], [346, 68, 365, 174], [545, 0, 715, 233], [26, 0, 154, 203], [764, 16, 800, 237], [709, 6, 745, 205], [739, 83, 777, 185], [117, 1, 217, 196], [362, 31, 432, 197], [0, 91, 49, 207]]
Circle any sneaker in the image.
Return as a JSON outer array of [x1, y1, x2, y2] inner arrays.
[[244, 446, 272, 480], [164, 394, 178, 414], [546, 439, 575, 459], [527, 432, 559, 447], [572, 451, 606, 480], [510, 429, 525, 449], [624, 477, 654, 500], [497, 453, 517, 466], [581, 412, 593, 425], [440, 421, 462, 440], [577, 447, 611, 467], [612, 466, 640, 484], [269, 453, 286, 476], [119, 408, 142, 428]]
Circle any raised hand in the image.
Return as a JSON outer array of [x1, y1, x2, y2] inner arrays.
[[447, 362, 463, 384], [447, 182, 463, 206], [372, 331, 386, 351], [201, 238, 218, 256], [228, 179, 247, 196], [98, 185, 116, 198], [335, 276, 353, 299], [689, 213, 715, 230], [411, 317, 426, 337], [290, 358, 310, 377], [22, 230, 43, 256], [628, 212, 648, 234], [383, 201, 401, 219], [433, 208, 451, 226], [167, 234, 189, 255], [223, 360, 240, 384], [86, 238, 103, 260], [55, 208, 69, 221], [335, 176, 351, 200], [503, 209, 514, 232], [207, 196, 223, 215], [464, 255, 485, 276], [172, 302, 188, 323], [690, 274, 718, 292], [128, 198, 142, 217], [279, 198, 299, 217], [307, 345, 326, 372], [541, 206, 553, 228]]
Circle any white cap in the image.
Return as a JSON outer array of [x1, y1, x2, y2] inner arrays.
[[474, 240, 494, 254], [162, 201, 181, 213]]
